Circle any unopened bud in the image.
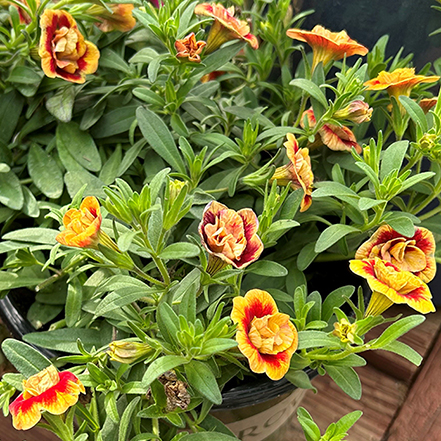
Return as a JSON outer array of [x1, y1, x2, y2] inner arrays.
[[169, 180, 186, 204], [332, 318, 357, 344], [108, 341, 153, 364], [334, 100, 373, 124]]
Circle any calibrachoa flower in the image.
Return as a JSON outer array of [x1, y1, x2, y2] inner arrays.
[[15, 0, 39, 24], [270, 133, 314, 212], [355, 225, 436, 283], [419, 98, 438, 114], [9, 365, 85, 431], [364, 68, 440, 101], [286, 25, 368, 71], [231, 289, 298, 380], [333, 318, 358, 344], [201, 70, 226, 83], [39, 9, 100, 84], [301, 109, 362, 153], [199, 201, 263, 271], [93, 4, 136, 33], [108, 341, 153, 364], [350, 258, 435, 316], [194, 3, 258, 54], [56, 196, 102, 249], [333, 100, 373, 124], [175, 32, 207, 62]]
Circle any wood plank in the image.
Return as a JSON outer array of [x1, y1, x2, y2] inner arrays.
[[386, 329, 441, 441], [363, 307, 441, 383], [287, 364, 407, 441]]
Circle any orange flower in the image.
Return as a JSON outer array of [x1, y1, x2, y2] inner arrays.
[[175, 32, 207, 62], [9, 365, 85, 431], [355, 225, 436, 283], [419, 98, 437, 114], [231, 289, 298, 380], [364, 68, 440, 101], [194, 3, 258, 54], [56, 196, 102, 249], [201, 70, 226, 83], [286, 25, 368, 71], [301, 109, 362, 153], [350, 258, 435, 316], [94, 4, 136, 33], [333, 100, 373, 124], [199, 201, 263, 271], [39, 9, 100, 84], [270, 133, 313, 212]]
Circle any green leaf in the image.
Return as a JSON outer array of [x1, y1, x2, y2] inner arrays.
[[28, 145, 64, 199], [335, 410, 363, 433], [358, 197, 386, 211], [200, 338, 237, 356], [180, 434, 238, 441], [64, 170, 105, 199], [159, 243, 200, 260], [100, 49, 131, 74], [133, 88, 166, 107], [157, 303, 180, 345], [285, 369, 317, 392], [2, 339, 51, 377], [322, 286, 355, 322], [297, 331, 341, 349], [297, 243, 318, 271], [22, 187, 40, 218], [0, 171, 23, 210], [65, 277, 83, 327], [400, 171, 435, 191], [380, 340, 422, 366], [57, 122, 102, 172], [117, 140, 146, 177], [0, 90, 24, 144], [142, 355, 189, 387], [369, 315, 426, 349], [386, 215, 415, 237], [118, 397, 141, 441], [289, 78, 328, 108], [315, 225, 360, 253], [380, 141, 409, 180], [246, 261, 288, 277], [3, 228, 58, 244], [325, 354, 367, 367], [46, 86, 76, 123], [92, 106, 138, 138], [24, 328, 103, 353], [325, 366, 362, 400], [99, 145, 122, 185], [312, 182, 359, 199], [137, 107, 186, 174], [399, 96, 428, 132], [184, 361, 222, 404]]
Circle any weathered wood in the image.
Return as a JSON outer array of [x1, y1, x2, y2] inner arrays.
[[287, 364, 407, 441], [363, 307, 441, 384], [386, 329, 441, 441]]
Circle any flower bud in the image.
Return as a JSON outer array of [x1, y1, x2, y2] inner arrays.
[[169, 180, 186, 204], [108, 341, 153, 364], [332, 318, 358, 344], [334, 100, 373, 124]]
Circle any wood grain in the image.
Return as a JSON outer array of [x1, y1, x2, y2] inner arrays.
[[386, 329, 441, 441]]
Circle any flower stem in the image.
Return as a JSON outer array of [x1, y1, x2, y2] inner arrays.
[[133, 265, 166, 288]]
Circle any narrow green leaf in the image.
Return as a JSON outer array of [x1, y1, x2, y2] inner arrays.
[[326, 366, 362, 400], [142, 355, 188, 387], [289, 79, 328, 108], [315, 224, 360, 253], [184, 361, 222, 404]]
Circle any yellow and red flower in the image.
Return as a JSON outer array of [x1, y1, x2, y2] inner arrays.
[[56, 196, 102, 249], [194, 3, 258, 54], [199, 201, 263, 270], [364, 68, 440, 101], [286, 25, 368, 71], [93, 4, 136, 33], [39, 9, 100, 84], [355, 225, 436, 283], [231, 289, 298, 380], [175, 32, 207, 62], [350, 258, 435, 316], [270, 133, 314, 212], [15, 0, 39, 24], [333, 100, 373, 124], [301, 109, 362, 153], [419, 98, 437, 114], [9, 365, 85, 431]]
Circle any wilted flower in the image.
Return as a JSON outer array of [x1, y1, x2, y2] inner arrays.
[[333, 100, 373, 124], [270, 133, 314, 212], [175, 32, 206, 62], [108, 341, 153, 364], [199, 201, 263, 272], [195, 3, 258, 54], [56, 196, 102, 249], [39, 9, 99, 84], [286, 25, 368, 71], [92, 4, 136, 33], [355, 225, 436, 283], [158, 371, 191, 412], [350, 258, 435, 316], [333, 318, 357, 344], [301, 109, 362, 153], [231, 289, 298, 380], [419, 98, 437, 114], [9, 365, 85, 430], [364, 68, 440, 101]]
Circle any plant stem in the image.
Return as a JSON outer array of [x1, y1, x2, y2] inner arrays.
[[419, 204, 441, 221], [133, 265, 166, 287], [152, 418, 160, 436]]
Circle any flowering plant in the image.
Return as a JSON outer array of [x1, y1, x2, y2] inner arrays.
[[0, 0, 440, 440]]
